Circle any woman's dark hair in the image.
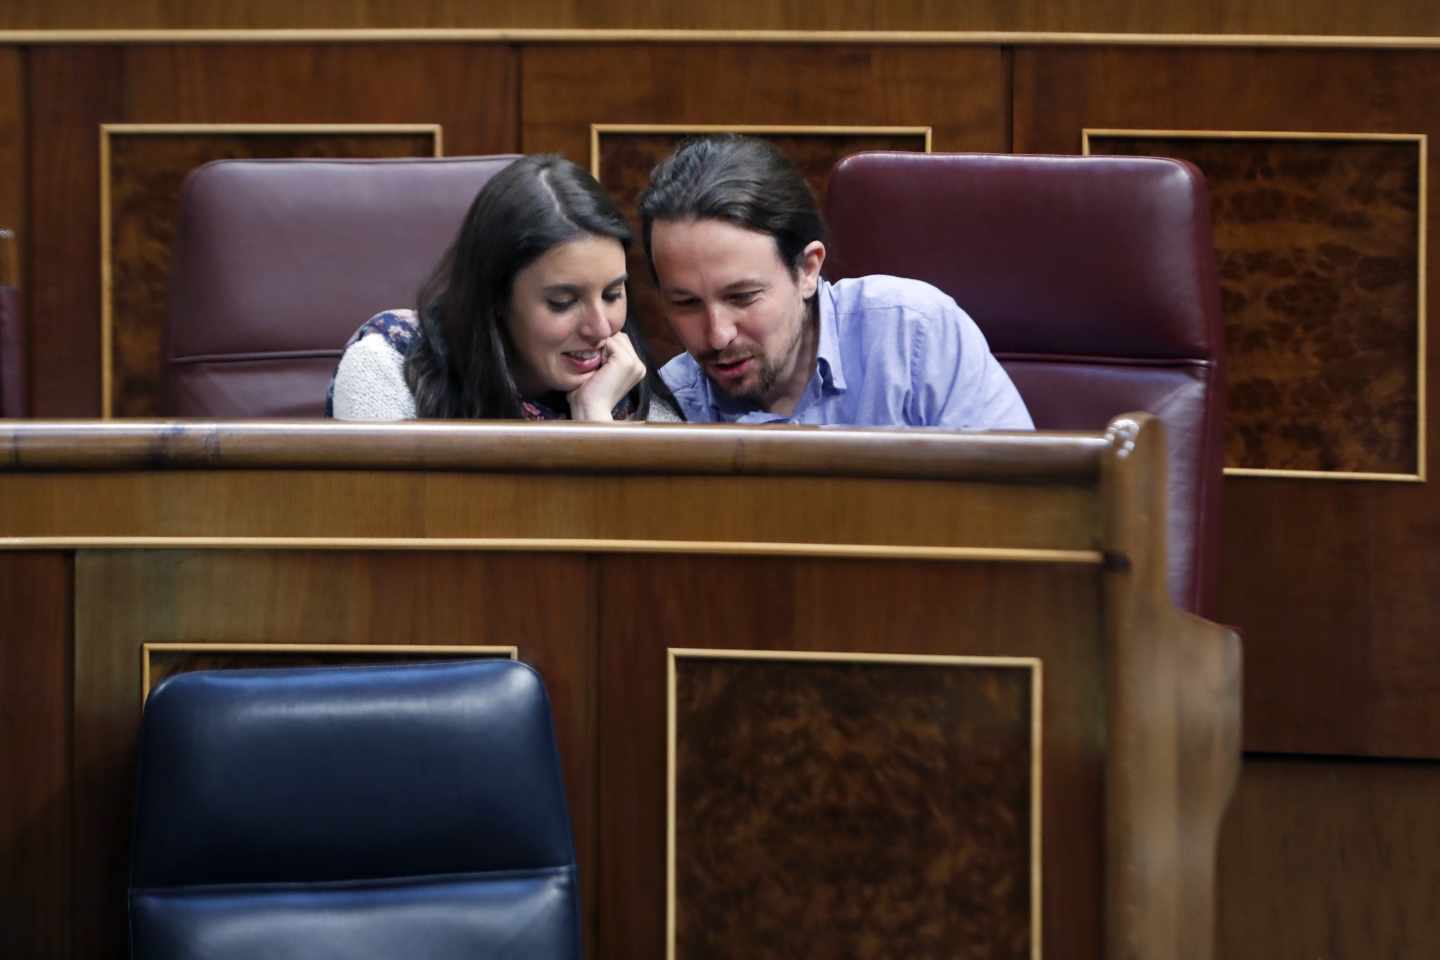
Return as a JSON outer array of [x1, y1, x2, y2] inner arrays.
[[405, 154, 673, 419], [637, 135, 826, 280]]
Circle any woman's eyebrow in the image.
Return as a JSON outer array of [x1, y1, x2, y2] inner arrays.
[[542, 275, 629, 294]]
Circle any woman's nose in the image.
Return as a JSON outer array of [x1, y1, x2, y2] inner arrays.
[[579, 299, 615, 339]]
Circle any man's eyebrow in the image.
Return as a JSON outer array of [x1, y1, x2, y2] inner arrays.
[[722, 278, 768, 291]]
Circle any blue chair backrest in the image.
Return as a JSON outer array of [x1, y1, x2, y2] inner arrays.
[[129, 659, 581, 959]]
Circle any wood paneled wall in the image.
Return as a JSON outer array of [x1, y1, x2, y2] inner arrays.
[[1012, 46, 1440, 762], [3, 2, 1440, 35], [1217, 756, 1440, 956], [0, 49, 22, 279], [1, 31, 1438, 960], [22, 42, 518, 416]]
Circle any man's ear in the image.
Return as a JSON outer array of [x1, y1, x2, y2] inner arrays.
[[798, 241, 826, 298]]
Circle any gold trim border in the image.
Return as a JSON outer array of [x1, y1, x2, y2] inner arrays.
[[590, 122, 933, 180], [665, 647, 1043, 960], [141, 641, 518, 703], [3, 535, 1105, 563], [1083, 128, 1428, 483], [98, 122, 445, 419], [9, 29, 1440, 48]]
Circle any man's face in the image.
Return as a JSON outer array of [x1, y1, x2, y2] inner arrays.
[[650, 218, 825, 412]]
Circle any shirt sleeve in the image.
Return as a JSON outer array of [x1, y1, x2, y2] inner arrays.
[[331, 334, 418, 421], [908, 298, 1035, 430]]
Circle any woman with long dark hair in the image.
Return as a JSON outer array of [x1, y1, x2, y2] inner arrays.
[[328, 154, 679, 421]]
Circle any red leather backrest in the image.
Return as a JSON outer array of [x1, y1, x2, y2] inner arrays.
[[825, 152, 1226, 616], [165, 156, 519, 417]]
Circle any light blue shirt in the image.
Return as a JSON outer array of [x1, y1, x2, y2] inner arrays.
[[660, 275, 1034, 428]]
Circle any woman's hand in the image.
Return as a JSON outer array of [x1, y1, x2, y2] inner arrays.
[[566, 332, 646, 421]]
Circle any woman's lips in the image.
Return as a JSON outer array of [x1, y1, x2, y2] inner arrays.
[[562, 350, 603, 374]]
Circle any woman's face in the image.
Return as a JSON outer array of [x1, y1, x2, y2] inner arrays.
[[506, 235, 629, 398]]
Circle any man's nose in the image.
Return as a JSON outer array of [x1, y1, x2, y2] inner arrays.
[[704, 304, 736, 351]]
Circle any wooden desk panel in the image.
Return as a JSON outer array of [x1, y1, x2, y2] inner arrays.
[[598, 555, 1104, 960], [0, 419, 1237, 960], [69, 549, 599, 960], [0, 552, 71, 959]]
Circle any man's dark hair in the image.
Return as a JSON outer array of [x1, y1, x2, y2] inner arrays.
[[637, 135, 826, 278]]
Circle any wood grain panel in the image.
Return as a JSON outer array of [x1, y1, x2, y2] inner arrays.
[[1088, 133, 1421, 476], [27, 46, 124, 417], [672, 653, 1036, 959], [522, 45, 1006, 163], [72, 549, 598, 958], [0, 471, 1101, 551], [0, 48, 24, 303], [1216, 756, 1440, 959], [4, 1, 1440, 36], [105, 128, 438, 417], [1014, 47, 1440, 759], [1014, 48, 1440, 153], [0, 552, 71, 959], [116, 44, 515, 154], [597, 556, 1104, 960]]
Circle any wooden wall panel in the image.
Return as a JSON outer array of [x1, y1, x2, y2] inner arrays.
[[1013, 47, 1440, 759], [115, 44, 515, 153], [72, 549, 599, 958], [0, 48, 23, 298], [1216, 756, 1440, 958], [0, 552, 72, 959], [672, 654, 1037, 958], [3, 1, 1440, 35], [1088, 133, 1421, 477], [596, 556, 1105, 960], [520, 45, 1008, 162], [28, 46, 123, 417], [24, 43, 517, 418]]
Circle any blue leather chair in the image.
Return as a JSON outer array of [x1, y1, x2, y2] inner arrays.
[[129, 659, 581, 959]]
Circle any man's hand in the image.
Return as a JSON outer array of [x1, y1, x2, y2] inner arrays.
[[566, 333, 646, 421]]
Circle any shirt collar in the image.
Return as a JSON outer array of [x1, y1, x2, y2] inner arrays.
[[814, 278, 848, 394]]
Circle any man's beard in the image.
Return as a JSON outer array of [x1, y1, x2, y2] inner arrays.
[[709, 300, 810, 407], [717, 353, 781, 405]]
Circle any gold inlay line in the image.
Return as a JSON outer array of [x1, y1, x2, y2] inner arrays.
[[8, 29, 1440, 49], [3, 536, 1104, 563]]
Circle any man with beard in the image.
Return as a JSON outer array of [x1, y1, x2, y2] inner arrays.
[[638, 135, 1033, 428]]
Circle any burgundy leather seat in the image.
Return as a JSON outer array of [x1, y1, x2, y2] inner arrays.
[[824, 152, 1226, 617], [0, 228, 24, 417], [165, 156, 519, 417]]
